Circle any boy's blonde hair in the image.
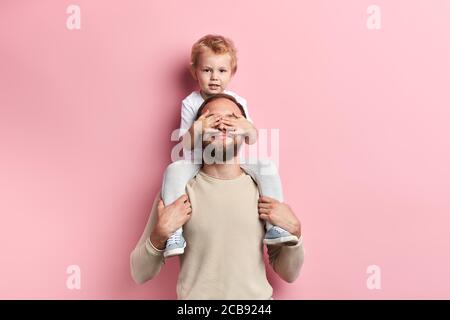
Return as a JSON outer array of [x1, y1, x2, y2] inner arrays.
[[190, 34, 238, 75]]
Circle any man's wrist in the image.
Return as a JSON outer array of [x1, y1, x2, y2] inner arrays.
[[150, 230, 168, 250]]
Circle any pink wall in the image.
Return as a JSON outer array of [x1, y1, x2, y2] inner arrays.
[[1, 0, 450, 299]]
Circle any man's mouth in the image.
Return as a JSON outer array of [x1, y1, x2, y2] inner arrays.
[[205, 129, 232, 141], [213, 132, 233, 141]]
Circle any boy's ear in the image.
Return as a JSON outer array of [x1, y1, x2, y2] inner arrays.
[[189, 64, 197, 80]]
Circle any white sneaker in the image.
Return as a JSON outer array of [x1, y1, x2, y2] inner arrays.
[[263, 225, 299, 246], [164, 232, 186, 258]]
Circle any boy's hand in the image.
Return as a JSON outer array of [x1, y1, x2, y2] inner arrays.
[[194, 109, 222, 135], [220, 112, 258, 144]]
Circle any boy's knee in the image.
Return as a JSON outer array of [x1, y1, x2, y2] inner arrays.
[[165, 160, 190, 175], [257, 158, 279, 176]]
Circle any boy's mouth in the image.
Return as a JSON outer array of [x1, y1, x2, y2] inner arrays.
[[208, 84, 220, 90]]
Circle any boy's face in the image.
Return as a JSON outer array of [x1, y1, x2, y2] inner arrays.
[[192, 49, 233, 98]]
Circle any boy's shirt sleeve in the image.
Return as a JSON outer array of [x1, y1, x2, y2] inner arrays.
[[235, 96, 253, 123], [179, 100, 196, 140]]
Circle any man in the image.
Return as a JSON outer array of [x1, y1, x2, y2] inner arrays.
[[130, 94, 305, 299]]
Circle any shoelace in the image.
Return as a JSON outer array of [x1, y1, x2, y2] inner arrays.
[[167, 233, 182, 246], [272, 226, 287, 234]]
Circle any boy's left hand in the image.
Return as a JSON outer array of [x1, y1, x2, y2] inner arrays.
[[219, 112, 258, 144]]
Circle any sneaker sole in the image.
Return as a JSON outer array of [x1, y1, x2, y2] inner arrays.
[[263, 235, 299, 246], [164, 243, 187, 258]]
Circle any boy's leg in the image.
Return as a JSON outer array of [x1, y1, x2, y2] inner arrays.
[[162, 160, 201, 205], [161, 160, 201, 257], [240, 158, 298, 246], [240, 158, 284, 230]]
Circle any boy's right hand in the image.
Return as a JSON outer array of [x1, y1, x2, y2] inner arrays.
[[150, 195, 192, 249], [194, 109, 222, 136]]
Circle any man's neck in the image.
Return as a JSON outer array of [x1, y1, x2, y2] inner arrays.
[[201, 160, 243, 180]]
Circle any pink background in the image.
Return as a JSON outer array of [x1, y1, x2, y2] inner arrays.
[[1, 0, 450, 299]]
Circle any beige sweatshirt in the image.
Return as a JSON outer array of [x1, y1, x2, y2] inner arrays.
[[130, 170, 305, 299]]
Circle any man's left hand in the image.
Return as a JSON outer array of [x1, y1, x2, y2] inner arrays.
[[258, 196, 302, 238]]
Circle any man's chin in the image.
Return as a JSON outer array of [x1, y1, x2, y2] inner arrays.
[[209, 138, 233, 147], [202, 141, 242, 164]]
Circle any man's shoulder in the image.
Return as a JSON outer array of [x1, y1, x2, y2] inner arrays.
[[224, 90, 247, 105]]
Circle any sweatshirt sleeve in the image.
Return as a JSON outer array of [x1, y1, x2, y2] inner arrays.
[[267, 235, 305, 283], [130, 192, 166, 284]]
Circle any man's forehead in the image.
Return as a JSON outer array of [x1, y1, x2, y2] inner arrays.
[[203, 99, 242, 116]]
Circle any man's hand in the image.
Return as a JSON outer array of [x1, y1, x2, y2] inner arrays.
[[150, 194, 192, 250], [258, 196, 302, 238], [219, 112, 258, 144]]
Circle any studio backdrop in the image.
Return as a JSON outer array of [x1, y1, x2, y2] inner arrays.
[[1, 0, 449, 299]]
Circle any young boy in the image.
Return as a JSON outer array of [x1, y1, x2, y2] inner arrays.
[[161, 34, 299, 258]]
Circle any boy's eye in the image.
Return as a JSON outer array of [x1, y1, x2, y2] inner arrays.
[[220, 70, 227, 73], [202, 69, 211, 72]]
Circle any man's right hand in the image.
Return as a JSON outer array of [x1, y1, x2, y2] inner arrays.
[[150, 194, 192, 250]]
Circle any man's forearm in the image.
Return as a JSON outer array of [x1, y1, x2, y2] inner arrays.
[[268, 236, 305, 283], [130, 193, 166, 284]]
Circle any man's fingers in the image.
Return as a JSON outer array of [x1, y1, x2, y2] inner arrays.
[[258, 208, 271, 214], [259, 195, 276, 203], [183, 213, 192, 224], [258, 202, 272, 209], [175, 194, 188, 205], [259, 213, 270, 221]]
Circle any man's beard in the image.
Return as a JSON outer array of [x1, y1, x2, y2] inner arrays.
[[202, 135, 243, 165]]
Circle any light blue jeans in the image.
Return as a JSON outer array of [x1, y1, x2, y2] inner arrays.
[[161, 158, 283, 235]]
